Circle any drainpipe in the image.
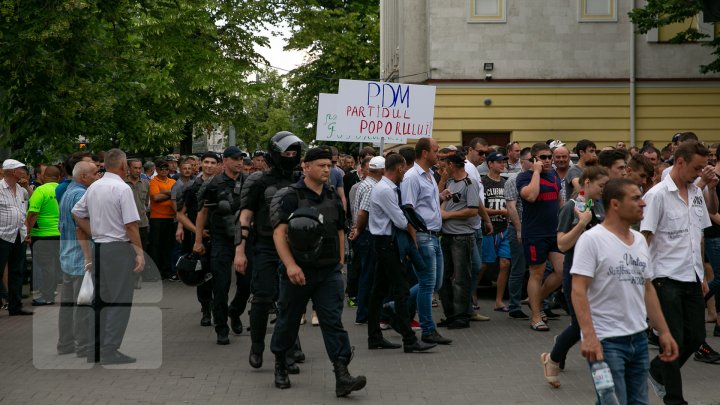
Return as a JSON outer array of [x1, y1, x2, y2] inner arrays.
[[629, 2, 636, 147]]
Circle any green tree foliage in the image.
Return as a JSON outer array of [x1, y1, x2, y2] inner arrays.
[[629, 0, 720, 73], [0, 0, 279, 163], [280, 0, 380, 143], [233, 68, 294, 151]]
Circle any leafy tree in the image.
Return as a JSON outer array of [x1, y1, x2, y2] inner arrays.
[[280, 0, 380, 144], [629, 0, 720, 73], [233, 68, 295, 151], [0, 0, 279, 163]]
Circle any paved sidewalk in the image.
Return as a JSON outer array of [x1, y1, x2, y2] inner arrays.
[[1, 281, 719, 404]]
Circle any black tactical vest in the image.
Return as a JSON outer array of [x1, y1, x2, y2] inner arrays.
[[291, 184, 340, 268]]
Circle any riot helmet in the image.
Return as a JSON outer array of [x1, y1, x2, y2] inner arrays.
[[268, 131, 305, 172], [286, 206, 324, 264], [176, 253, 212, 286]]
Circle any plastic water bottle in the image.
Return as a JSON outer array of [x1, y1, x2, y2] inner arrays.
[[591, 362, 620, 405], [575, 191, 586, 212]]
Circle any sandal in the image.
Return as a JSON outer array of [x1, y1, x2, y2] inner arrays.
[[539, 311, 549, 323], [530, 320, 550, 332], [540, 352, 561, 388], [494, 306, 510, 312]]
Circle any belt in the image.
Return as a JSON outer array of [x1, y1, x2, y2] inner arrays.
[[418, 230, 441, 237]]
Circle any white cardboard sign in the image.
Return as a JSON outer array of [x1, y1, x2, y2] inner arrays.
[[316, 93, 406, 144], [336, 79, 436, 140]]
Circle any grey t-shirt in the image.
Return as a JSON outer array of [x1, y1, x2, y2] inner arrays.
[[565, 165, 583, 201], [557, 199, 605, 269], [504, 173, 522, 222], [442, 176, 481, 235]]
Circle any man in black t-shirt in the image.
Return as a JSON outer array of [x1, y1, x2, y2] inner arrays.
[[481, 152, 511, 312]]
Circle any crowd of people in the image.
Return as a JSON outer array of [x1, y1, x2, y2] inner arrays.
[[1, 131, 719, 403]]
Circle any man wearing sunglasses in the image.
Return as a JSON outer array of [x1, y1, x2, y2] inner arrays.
[[468, 138, 491, 176], [517, 142, 564, 332]]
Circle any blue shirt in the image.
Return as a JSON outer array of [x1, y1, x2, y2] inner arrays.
[[55, 178, 71, 202], [59, 181, 89, 276], [369, 177, 408, 236], [400, 163, 442, 232]]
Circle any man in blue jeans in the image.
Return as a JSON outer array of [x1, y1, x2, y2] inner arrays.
[[572, 178, 677, 405], [504, 147, 533, 320], [401, 138, 452, 345]]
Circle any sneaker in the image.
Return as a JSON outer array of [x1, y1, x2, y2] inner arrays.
[[169, 273, 179, 282], [469, 313, 490, 322], [347, 297, 357, 308], [311, 313, 319, 326], [694, 342, 720, 364], [648, 373, 666, 399], [379, 321, 391, 330], [521, 298, 529, 306], [509, 310, 529, 320], [410, 320, 421, 331], [431, 298, 439, 308], [354, 320, 367, 325]]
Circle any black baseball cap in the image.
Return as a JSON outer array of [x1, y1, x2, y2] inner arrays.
[[223, 146, 245, 159], [486, 151, 509, 162]]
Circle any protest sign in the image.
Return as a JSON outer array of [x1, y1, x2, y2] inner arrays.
[[316, 93, 406, 144], [336, 79, 436, 140]]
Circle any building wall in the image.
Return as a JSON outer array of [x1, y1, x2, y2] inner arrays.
[[382, 0, 720, 81], [380, 0, 720, 148], [432, 82, 720, 148]]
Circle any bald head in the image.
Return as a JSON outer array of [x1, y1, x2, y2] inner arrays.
[[72, 161, 98, 187], [43, 165, 61, 182], [553, 146, 570, 170]]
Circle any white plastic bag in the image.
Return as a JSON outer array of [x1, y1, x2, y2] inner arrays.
[[77, 271, 94, 305]]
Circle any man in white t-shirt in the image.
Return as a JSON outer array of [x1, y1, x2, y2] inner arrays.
[[572, 178, 677, 405], [640, 141, 718, 404]]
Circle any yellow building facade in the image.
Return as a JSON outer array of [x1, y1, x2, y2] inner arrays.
[[432, 82, 720, 148]]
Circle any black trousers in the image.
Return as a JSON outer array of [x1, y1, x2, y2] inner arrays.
[[0, 233, 26, 314], [196, 237, 213, 308], [367, 235, 416, 345], [149, 218, 174, 278], [249, 242, 279, 352], [649, 278, 706, 405], [270, 263, 351, 362], [89, 242, 135, 358], [210, 236, 249, 335]]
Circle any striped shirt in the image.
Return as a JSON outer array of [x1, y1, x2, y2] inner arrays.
[[352, 176, 378, 225], [0, 179, 28, 243]]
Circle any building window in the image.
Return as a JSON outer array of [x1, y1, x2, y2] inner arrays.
[[468, 0, 506, 23], [646, 13, 715, 42], [578, 0, 617, 22]]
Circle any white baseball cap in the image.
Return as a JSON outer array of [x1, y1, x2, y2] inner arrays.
[[2, 159, 26, 170], [369, 156, 385, 170]]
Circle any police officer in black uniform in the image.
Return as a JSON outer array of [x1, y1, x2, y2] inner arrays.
[[193, 146, 250, 345], [269, 147, 366, 397], [234, 132, 305, 370], [177, 151, 220, 326]]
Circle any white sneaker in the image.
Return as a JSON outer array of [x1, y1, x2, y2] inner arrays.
[[311, 314, 319, 326]]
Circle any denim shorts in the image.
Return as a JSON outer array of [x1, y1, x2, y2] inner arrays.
[[481, 231, 511, 263]]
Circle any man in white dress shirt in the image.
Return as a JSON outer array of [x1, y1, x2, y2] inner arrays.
[[73, 148, 144, 365]]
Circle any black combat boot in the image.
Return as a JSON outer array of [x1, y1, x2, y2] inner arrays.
[[274, 354, 291, 389], [288, 336, 305, 363], [200, 305, 212, 327], [333, 356, 366, 397], [249, 303, 270, 368]]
